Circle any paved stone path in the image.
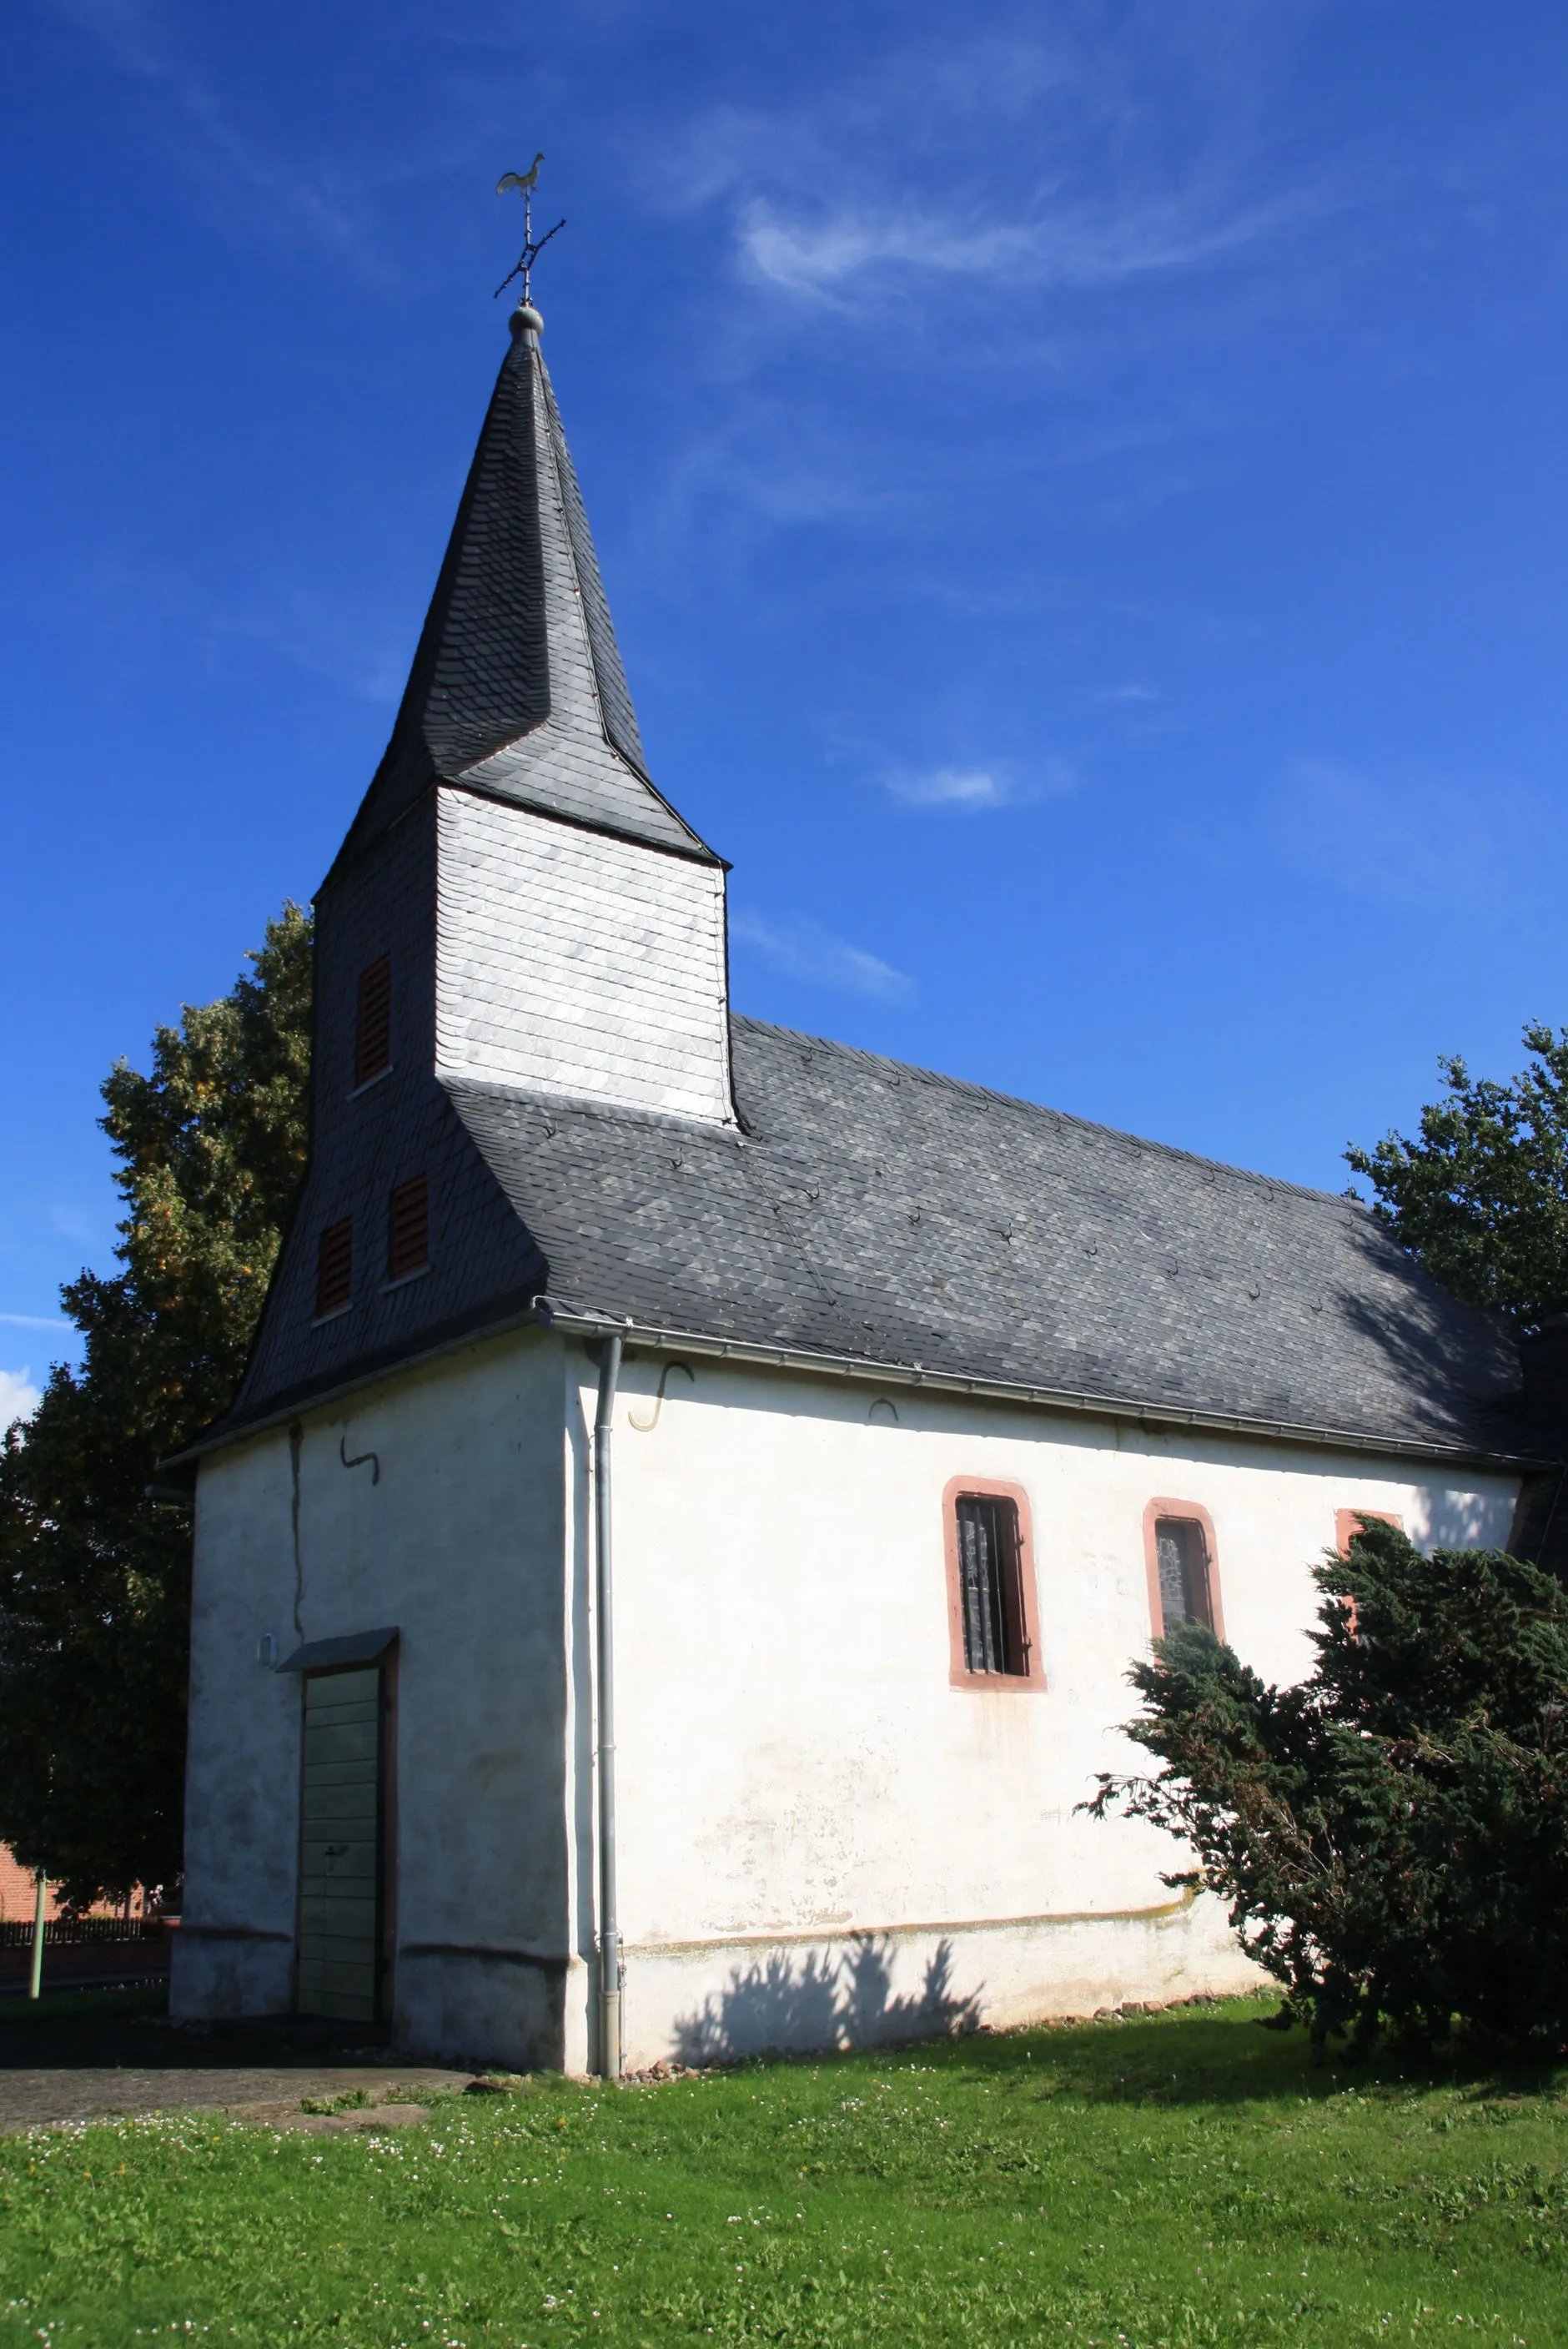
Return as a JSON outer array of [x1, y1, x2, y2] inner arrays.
[[0, 2008, 474, 2135]]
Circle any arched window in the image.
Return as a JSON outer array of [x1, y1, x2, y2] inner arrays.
[[942, 1477, 1044, 1692], [1142, 1500, 1224, 1642]]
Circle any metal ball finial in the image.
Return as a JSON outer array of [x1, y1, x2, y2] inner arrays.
[[510, 303, 544, 337]]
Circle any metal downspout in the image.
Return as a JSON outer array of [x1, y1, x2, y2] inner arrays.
[[28, 1873, 47, 2001], [593, 1332, 624, 2080]]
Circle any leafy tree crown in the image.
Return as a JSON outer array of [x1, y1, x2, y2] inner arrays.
[[0, 906, 313, 1906], [1346, 1022, 1568, 1331]]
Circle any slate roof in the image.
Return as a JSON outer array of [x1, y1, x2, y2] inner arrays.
[[329, 314, 716, 881], [202, 1011, 1522, 1462], [437, 1018, 1522, 1461]]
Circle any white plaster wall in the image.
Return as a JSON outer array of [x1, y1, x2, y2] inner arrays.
[[176, 1329, 575, 2068], [174, 1431, 305, 2021], [435, 791, 733, 1123], [179, 1325, 1520, 2075], [571, 1353, 1518, 2069], [627, 1902, 1255, 2067]]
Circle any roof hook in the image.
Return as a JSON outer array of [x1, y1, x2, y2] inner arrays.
[[339, 1433, 380, 1486]]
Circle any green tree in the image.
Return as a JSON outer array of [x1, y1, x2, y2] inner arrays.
[[1346, 1023, 1568, 1330], [0, 907, 313, 1908], [1087, 1519, 1568, 2050]]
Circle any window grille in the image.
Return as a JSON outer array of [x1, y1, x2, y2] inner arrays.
[[1154, 1517, 1212, 1632], [356, 955, 392, 1086], [955, 1494, 1028, 1676], [386, 1175, 430, 1281], [316, 1219, 352, 1317]]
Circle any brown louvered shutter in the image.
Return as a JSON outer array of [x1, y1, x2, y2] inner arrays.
[[386, 1175, 430, 1281], [316, 1219, 353, 1316], [355, 955, 392, 1086]]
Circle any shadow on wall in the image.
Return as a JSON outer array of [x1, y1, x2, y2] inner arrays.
[[1421, 1491, 1506, 1550], [672, 1934, 982, 2065]]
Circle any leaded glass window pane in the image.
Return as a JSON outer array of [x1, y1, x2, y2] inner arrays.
[[956, 1496, 1026, 1674], [1154, 1517, 1211, 1631]]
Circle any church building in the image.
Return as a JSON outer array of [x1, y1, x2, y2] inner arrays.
[[168, 294, 1529, 2075]]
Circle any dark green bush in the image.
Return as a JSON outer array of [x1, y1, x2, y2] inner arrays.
[[1088, 1520, 1568, 2050]]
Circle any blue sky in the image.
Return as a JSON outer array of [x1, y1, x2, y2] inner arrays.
[[5, 0, 1568, 1413]]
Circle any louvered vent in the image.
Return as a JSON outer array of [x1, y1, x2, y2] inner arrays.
[[386, 1175, 430, 1282], [316, 1219, 353, 1317], [356, 955, 392, 1086]]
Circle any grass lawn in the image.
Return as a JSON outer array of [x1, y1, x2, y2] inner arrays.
[[2, 1994, 1565, 2346]]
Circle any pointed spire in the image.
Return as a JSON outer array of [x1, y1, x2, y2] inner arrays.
[[334, 306, 717, 873]]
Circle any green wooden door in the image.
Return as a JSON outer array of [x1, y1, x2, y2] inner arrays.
[[297, 1667, 384, 2022]]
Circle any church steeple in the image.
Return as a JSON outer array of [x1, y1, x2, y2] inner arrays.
[[314, 297, 737, 1127], [334, 303, 718, 877]]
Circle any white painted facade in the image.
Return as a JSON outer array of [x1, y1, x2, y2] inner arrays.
[[435, 790, 733, 1123], [173, 1328, 1518, 2070]]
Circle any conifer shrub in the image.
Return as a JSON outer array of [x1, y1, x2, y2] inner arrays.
[[1088, 1519, 1568, 2050]]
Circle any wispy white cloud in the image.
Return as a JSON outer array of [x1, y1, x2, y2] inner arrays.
[[738, 186, 1312, 304], [1272, 758, 1544, 906], [731, 911, 914, 1001], [657, 20, 1329, 319], [47, 0, 387, 279], [0, 1369, 42, 1426], [739, 203, 1038, 298], [882, 757, 1074, 812], [48, 1202, 103, 1245], [0, 1314, 73, 1332], [212, 593, 409, 705]]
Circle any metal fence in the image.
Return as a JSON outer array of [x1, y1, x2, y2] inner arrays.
[[0, 1916, 168, 1948]]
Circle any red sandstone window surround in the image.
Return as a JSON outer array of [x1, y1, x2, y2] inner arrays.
[[385, 1175, 430, 1283], [1334, 1507, 1402, 1557], [1333, 1510, 1403, 1636], [1142, 1500, 1225, 1642], [942, 1476, 1044, 1692], [355, 954, 392, 1088], [315, 1218, 353, 1318]]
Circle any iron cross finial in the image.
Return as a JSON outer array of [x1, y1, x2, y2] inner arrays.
[[495, 154, 565, 304]]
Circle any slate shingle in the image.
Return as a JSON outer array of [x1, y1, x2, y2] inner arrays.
[[209, 1005, 1522, 1463], [328, 319, 716, 882], [442, 1017, 1521, 1459]]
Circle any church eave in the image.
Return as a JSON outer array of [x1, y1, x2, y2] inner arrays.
[[319, 767, 726, 897], [163, 1296, 1542, 1475], [434, 770, 726, 867]]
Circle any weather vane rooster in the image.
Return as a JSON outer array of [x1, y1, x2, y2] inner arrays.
[[495, 153, 565, 304]]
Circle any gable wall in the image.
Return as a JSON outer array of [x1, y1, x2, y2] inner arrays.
[[175, 1330, 576, 2068], [580, 1351, 1519, 2067], [236, 797, 545, 1419], [435, 790, 733, 1122]]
